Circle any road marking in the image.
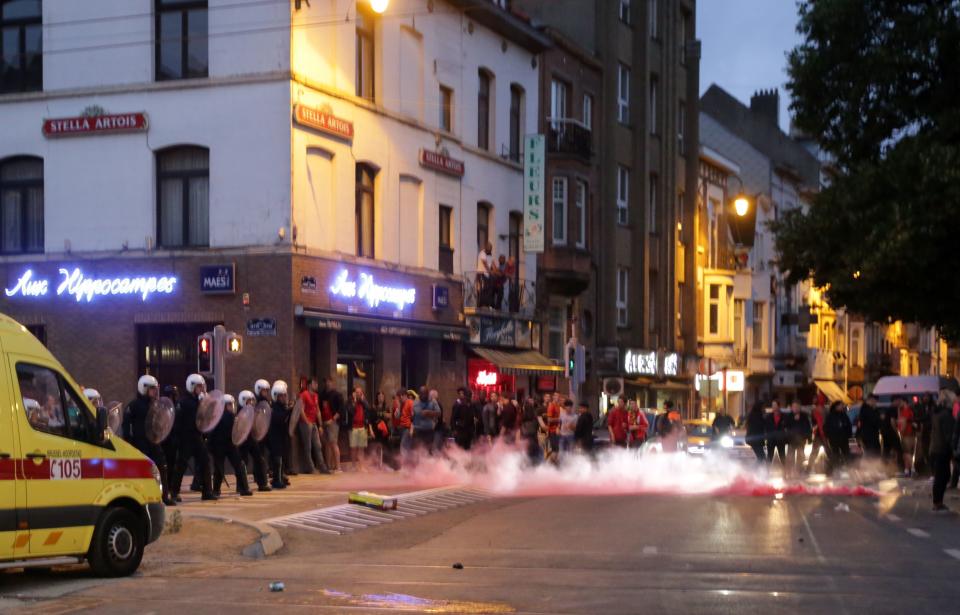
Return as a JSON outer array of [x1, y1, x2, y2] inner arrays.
[[945, 549, 960, 561], [264, 486, 490, 535], [886, 514, 901, 522], [642, 546, 657, 555], [907, 528, 930, 538]]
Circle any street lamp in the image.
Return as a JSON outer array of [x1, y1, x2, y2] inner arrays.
[[734, 194, 750, 217], [370, 0, 389, 13]]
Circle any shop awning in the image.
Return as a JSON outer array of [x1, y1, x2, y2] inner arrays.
[[470, 347, 565, 376], [302, 310, 467, 341], [814, 380, 853, 405]]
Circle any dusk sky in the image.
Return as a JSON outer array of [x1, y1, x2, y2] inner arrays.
[[697, 0, 803, 131]]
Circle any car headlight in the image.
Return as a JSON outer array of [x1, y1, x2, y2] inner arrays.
[[720, 435, 734, 448], [150, 461, 163, 489]]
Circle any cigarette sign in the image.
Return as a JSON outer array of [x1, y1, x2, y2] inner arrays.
[[522, 134, 545, 253]]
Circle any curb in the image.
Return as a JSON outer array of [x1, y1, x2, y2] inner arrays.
[[177, 511, 284, 559]]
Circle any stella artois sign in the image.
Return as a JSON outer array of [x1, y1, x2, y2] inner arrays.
[[293, 104, 354, 141]]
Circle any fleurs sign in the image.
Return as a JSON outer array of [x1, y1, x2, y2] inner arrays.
[[5, 268, 177, 302], [42, 113, 148, 138], [522, 134, 545, 253], [419, 149, 465, 177], [328, 269, 416, 310], [293, 104, 354, 140]]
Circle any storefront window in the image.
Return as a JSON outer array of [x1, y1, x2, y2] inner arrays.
[[137, 323, 217, 394]]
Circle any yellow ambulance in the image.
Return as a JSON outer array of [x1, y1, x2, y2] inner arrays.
[[0, 313, 164, 576]]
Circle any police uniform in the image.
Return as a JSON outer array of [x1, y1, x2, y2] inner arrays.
[[210, 408, 252, 496], [171, 392, 216, 500], [238, 392, 272, 491], [268, 398, 290, 489], [124, 393, 174, 506]]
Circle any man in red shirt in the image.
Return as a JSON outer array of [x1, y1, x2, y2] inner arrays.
[[607, 398, 630, 447], [297, 377, 329, 474], [399, 390, 415, 453], [546, 393, 561, 455], [628, 400, 649, 448], [898, 401, 917, 477]]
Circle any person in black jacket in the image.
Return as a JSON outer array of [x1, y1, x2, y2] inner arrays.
[[764, 401, 788, 467], [238, 388, 270, 492], [574, 401, 594, 455], [785, 401, 812, 477], [125, 375, 175, 506], [160, 383, 180, 502], [929, 390, 957, 512], [268, 380, 291, 489], [171, 374, 216, 501], [857, 395, 882, 458], [824, 401, 852, 474], [451, 387, 476, 450], [744, 401, 767, 463], [210, 394, 253, 497]]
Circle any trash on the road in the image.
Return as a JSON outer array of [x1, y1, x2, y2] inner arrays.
[[269, 582, 285, 592], [798, 537, 804, 542], [834, 503, 850, 512], [452, 562, 464, 570], [349, 491, 398, 511]]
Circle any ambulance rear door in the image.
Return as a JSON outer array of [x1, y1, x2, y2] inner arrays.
[[0, 341, 27, 559]]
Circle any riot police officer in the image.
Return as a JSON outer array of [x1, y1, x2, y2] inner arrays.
[[268, 380, 291, 490], [160, 384, 181, 498], [239, 388, 271, 491], [210, 394, 253, 497], [124, 375, 175, 506], [171, 374, 217, 501], [83, 388, 102, 409]]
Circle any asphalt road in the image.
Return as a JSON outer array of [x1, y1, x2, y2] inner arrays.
[[4, 484, 960, 614]]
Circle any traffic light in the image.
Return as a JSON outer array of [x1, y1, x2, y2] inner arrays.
[[197, 332, 214, 374], [568, 346, 576, 378], [226, 332, 243, 356]]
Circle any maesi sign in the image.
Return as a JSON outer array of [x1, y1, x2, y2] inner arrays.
[[42, 113, 148, 138], [328, 269, 416, 310], [200, 264, 235, 294], [5, 268, 177, 302]]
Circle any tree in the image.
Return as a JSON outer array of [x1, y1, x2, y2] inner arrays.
[[775, 0, 960, 337]]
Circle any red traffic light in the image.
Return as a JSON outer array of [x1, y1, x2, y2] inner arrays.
[[197, 333, 214, 374]]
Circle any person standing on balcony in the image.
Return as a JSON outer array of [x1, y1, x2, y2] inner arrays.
[[492, 255, 508, 310], [503, 256, 518, 312], [477, 242, 495, 307]]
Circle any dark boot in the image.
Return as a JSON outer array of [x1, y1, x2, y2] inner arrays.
[[235, 460, 253, 496]]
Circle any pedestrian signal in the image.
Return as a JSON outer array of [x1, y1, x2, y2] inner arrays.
[[197, 333, 214, 374]]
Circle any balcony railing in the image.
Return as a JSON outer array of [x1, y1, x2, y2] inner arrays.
[[547, 118, 592, 160], [463, 271, 536, 318]]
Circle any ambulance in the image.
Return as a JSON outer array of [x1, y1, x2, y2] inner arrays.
[[0, 313, 164, 576]]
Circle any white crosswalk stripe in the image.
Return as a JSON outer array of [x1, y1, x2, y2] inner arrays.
[[264, 486, 490, 535]]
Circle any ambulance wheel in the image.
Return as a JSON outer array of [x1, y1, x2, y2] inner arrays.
[[88, 507, 144, 577]]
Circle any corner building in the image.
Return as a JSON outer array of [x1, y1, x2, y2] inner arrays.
[[0, 0, 547, 407]]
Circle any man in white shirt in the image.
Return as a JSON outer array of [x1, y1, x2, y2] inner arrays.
[[476, 242, 495, 306]]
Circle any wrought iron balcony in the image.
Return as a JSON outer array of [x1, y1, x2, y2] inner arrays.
[[463, 271, 536, 318], [547, 118, 592, 160]]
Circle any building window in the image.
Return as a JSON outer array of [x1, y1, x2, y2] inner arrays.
[[355, 163, 377, 257], [509, 84, 523, 162], [616, 268, 628, 327], [616, 166, 629, 225], [619, 0, 631, 24], [356, 4, 375, 100], [752, 301, 765, 351], [552, 177, 567, 245], [438, 205, 454, 274], [548, 306, 566, 361], [575, 180, 587, 249], [0, 0, 42, 93], [508, 211, 522, 265], [648, 0, 659, 39], [708, 284, 720, 336], [649, 74, 659, 134], [157, 147, 209, 248], [734, 299, 744, 352], [0, 156, 43, 255], [582, 94, 593, 130], [617, 63, 630, 124], [648, 173, 658, 232], [439, 84, 453, 132], [550, 78, 568, 124], [678, 101, 685, 153], [478, 69, 492, 150], [477, 202, 490, 250], [156, 0, 208, 81]]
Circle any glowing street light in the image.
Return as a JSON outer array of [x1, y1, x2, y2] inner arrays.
[[734, 194, 750, 217], [370, 0, 389, 13]]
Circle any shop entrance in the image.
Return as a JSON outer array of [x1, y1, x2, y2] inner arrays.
[[137, 322, 219, 393], [337, 332, 374, 400], [401, 338, 429, 391]]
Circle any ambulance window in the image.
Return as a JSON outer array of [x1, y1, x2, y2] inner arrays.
[[16, 363, 68, 439], [61, 380, 97, 444]]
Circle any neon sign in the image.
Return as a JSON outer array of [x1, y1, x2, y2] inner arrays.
[[662, 352, 680, 377], [624, 349, 657, 375], [476, 370, 498, 386], [5, 268, 177, 302], [328, 269, 416, 310]]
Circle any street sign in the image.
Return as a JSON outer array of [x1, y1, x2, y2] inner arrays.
[[522, 134, 545, 253], [200, 264, 235, 294]]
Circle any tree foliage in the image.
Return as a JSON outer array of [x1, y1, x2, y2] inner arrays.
[[776, 0, 960, 336]]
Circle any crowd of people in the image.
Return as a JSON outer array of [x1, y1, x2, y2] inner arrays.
[[734, 390, 960, 511]]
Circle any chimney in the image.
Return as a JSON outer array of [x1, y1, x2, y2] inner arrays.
[[750, 88, 780, 127]]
